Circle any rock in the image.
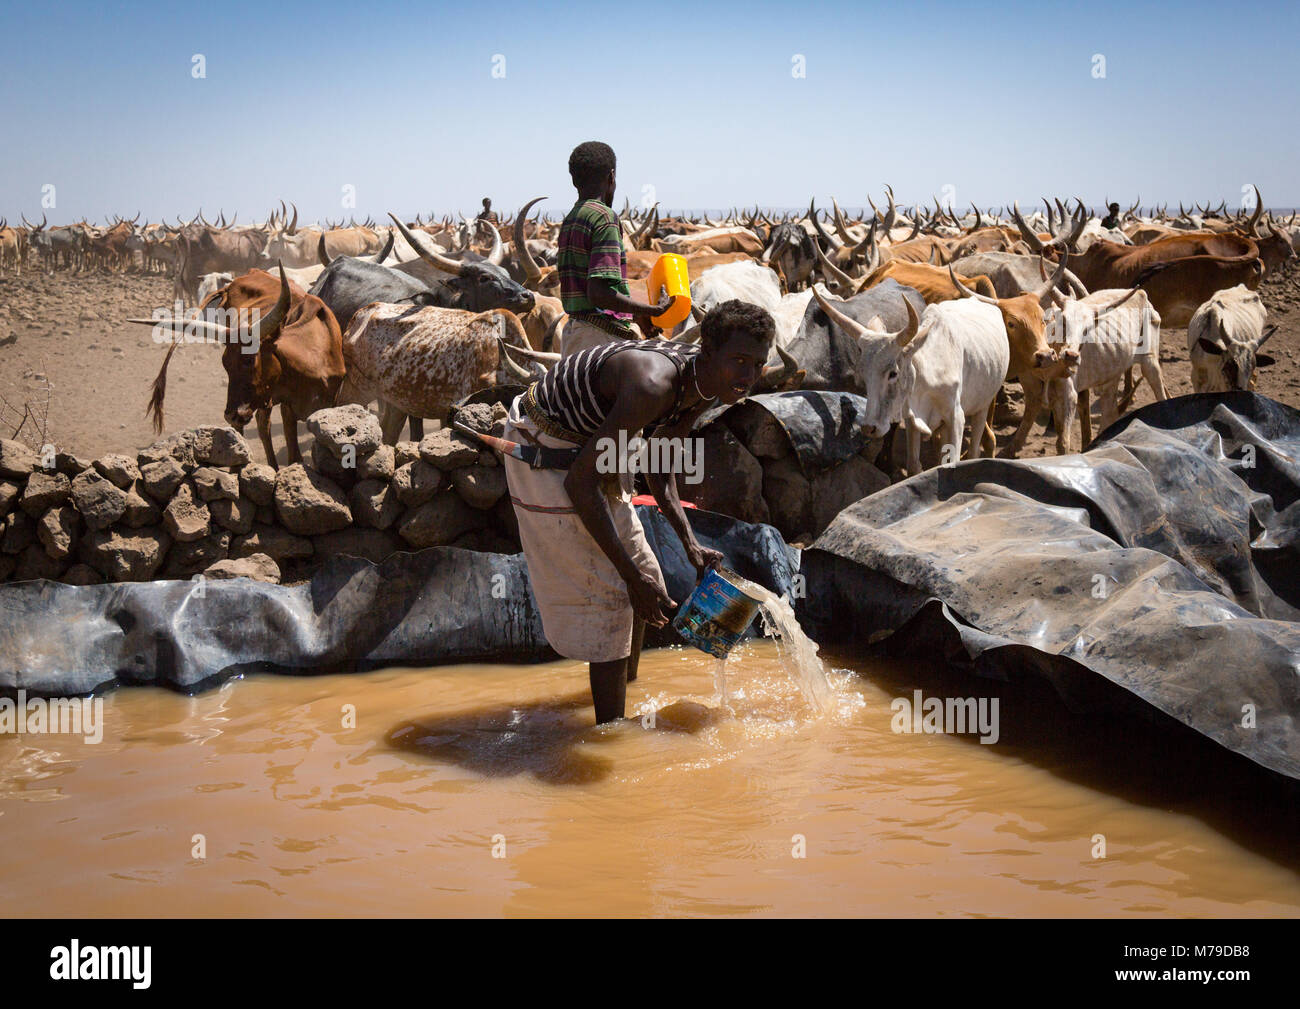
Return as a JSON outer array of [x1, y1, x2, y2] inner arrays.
[[350, 479, 403, 530], [0, 480, 20, 519], [0, 554, 14, 582], [61, 563, 103, 586], [54, 451, 92, 477], [38, 505, 79, 559], [679, 425, 769, 526], [724, 402, 793, 459], [398, 492, 489, 548], [162, 482, 211, 542], [120, 479, 162, 528], [392, 460, 444, 507], [238, 462, 276, 506], [357, 444, 395, 481], [191, 466, 240, 502], [312, 528, 403, 564], [193, 425, 251, 467], [92, 453, 141, 489], [273, 464, 352, 535], [20, 471, 71, 517], [306, 404, 382, 461], [254, 503, 275, 524], [809, 456, 890, 535], [137, 430, 200, 469], [310, 440, 357, 487], [230, 525, 314, 562], [395, 440, 421, 468], [477, 448, 499, 468], [210, 496, 256, 535], [450, 465, 507, 509], [761, 454, 813, 541], [453, 401, 499, 435], [80, 525, 171, 581], [15, 543, 67, 581], [0, 439, 38, 479], [163, 530, 231, 576], [204, 553, 281, 584], [2, 511, 35, 554], [139, 457, 186, 502], [418, 428, 479, 470], [70, 469, 128, 530]]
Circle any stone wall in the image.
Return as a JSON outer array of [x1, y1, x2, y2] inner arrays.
[[0, 402, 518, 587]]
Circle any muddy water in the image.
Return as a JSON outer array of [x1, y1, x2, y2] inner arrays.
[[2, 641, 1299, 917]]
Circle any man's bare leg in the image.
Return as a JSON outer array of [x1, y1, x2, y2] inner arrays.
[[589, 658, 628, 724], [626, 617, 646, 683]]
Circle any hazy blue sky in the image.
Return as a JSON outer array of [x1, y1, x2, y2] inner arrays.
[[2, 0, 1296, 223]]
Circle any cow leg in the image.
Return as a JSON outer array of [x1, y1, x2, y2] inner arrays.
[[1139, 356, 1168, 401], [379, 402, 407, 445], [905, 418, 923, 477], [1005, 377, 1045, 458], [255, 408, 278, 469], [967, 400, 993, 460], [408, 416, 425, 440], [282, 403, 302, 465], [1078, 388, 1092, 450], [1097, 381, 1121, 434], [946, 404, 966, 464]]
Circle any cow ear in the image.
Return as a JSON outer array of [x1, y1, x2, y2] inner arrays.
[[1196, 337, 1224, 355], [1255, 352, 1277, 369]]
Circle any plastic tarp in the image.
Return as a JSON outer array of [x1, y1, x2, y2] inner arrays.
[[696, 390, 876, 474], [798, 393, 1300, 781], [0, 506, 799, 697]]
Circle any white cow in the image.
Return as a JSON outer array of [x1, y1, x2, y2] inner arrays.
[[1187, 285, 1276, 393], [815, 293, 1010, 475], [1044, 288, 1167, 453], [690, 260, 783, 316]]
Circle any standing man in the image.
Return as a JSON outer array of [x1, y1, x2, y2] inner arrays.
[[1100, 202, 1122, 230], [501, 301, 778, 724], [476, 197, 498, 223], [557, 141, 672, 357]]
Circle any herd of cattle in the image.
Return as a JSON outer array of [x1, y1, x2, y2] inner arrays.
[[3, 190, 1295, 477]]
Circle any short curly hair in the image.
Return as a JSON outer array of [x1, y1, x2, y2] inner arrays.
[[699, 300, 776, 354], [569, 141, 616, 190]]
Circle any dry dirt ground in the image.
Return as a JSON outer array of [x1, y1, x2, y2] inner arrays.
[[2, 266, 1300, 466]]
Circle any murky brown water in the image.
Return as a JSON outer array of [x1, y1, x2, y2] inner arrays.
[[2, 640, 1299, 917]]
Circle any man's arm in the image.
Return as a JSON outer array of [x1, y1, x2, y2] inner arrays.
[[562, 362, 679, 626], [644, 414, 724, 578], [587, 275, 673, 320]]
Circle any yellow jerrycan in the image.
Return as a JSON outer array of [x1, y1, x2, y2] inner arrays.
[[645, 253, 692, 329]]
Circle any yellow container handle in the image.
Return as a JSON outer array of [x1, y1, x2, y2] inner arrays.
[[646, 253, 692, 329]]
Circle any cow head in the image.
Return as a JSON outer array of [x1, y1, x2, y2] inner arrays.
[[1196, 324, 1277, 391], [812, 286, 922, 436], [949, 255, 1071, 378], [221, 267, 293, 431], [389, 213, 534, 315]]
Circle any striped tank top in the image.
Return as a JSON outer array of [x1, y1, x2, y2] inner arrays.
[[523, 338, 705, 444]]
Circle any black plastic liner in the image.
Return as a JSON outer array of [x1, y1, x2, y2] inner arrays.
[[695, 390, 875, 474], [0, 506, 798, 697], [798, 393, 1300, 781]]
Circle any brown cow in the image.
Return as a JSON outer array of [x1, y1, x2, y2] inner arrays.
[[137, 265, 345, 468], [853, 260, 998, 303]]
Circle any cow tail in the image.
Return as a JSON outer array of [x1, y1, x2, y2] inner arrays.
[[146, 341, 181, 434]]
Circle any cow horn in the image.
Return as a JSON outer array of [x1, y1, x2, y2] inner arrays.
[[809, 199, 842, 250], [287, 202, 298, 236], [484, 221, 505, 266], [317, 234, 333, 267], [513, 196, 547, 283], [389, 212, 464, 276], [1011, 202, 1045, 253], [966, 205, 982, 235], [370, 230, 395, 264], [760, 344, 801, 387], [831, 198, 857, 244], [250, 263, 292, 344], [227, 212, 237, 228], [1095, 286, 1142, 315], [505, 343, 561, 366], [814, 240, 854, 292], [497, 336, 539, 381], [948, 264, 999, 306], [1246, 185, 1263, 236], [630, 204, 658, 247], [1035, 250, 1071, 308]]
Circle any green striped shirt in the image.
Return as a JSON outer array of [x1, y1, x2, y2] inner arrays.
[[557, 198, 632, 330]]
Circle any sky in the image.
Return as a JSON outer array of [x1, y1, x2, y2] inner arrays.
[[2, 0, 1297, 225]]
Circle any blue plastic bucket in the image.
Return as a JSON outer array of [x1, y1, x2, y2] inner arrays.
[[672, 567, 763, 659]]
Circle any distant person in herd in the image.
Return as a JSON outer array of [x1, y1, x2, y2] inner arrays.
[[476, 197, 497, 224], [1101, 202, 1122, 230], [496, 140, 778, 725]]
